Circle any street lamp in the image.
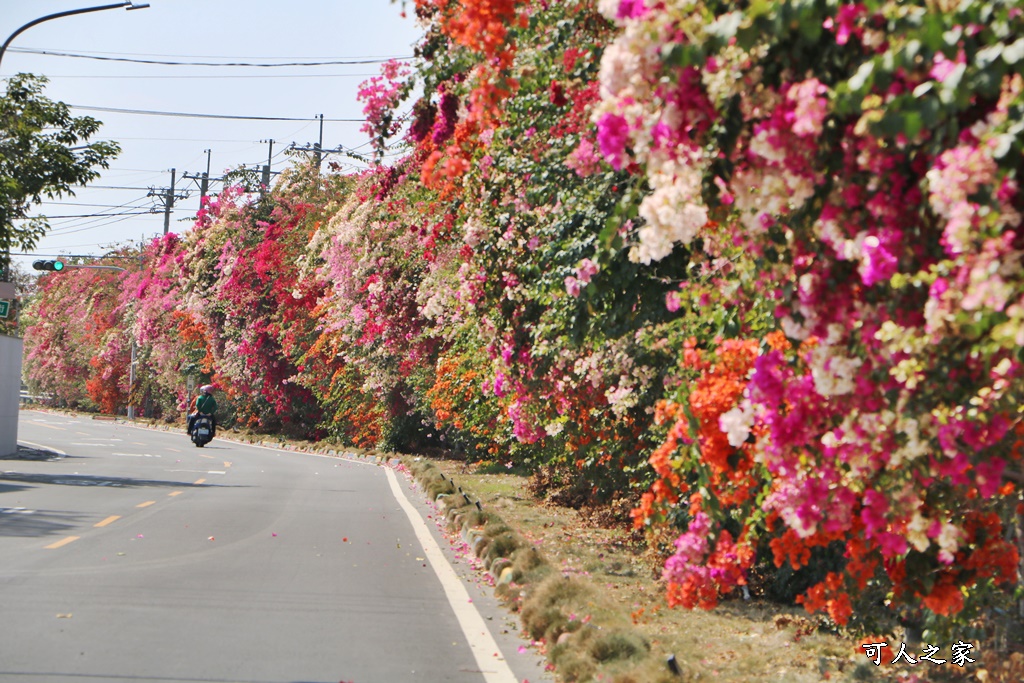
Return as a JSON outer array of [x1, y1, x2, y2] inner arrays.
[[0, 1, 151, 283], [0, 2, 151, 70]]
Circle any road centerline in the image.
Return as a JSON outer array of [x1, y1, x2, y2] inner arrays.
[[44, 536, 80, 549]]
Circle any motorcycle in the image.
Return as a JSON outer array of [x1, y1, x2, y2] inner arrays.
[[191, 414, 215, 448]]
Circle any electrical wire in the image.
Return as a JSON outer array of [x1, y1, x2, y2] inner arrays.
[[112, 137, 275, 143], [32, 230, 144, 250], [12, 46, 409, 59], [6, 48, 411, 67], [42, 196, 156, 229], [1, 73, 380, 80], [69, 104, 363, 122], [32, 201, 154, 209], [9, 46, 409, 59], [29, 210, 157, 221], [82, 185, 155, 190], [45, 196, 156, 218]]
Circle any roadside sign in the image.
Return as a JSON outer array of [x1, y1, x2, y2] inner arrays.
[[0, 301, 9, 318]]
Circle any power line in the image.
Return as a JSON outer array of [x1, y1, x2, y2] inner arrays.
[[10, 46, 409, 60], [32, 201, 155, 209], [43, 197, 156, 230], [23, 211, 156, 220], [82, 185, 155, 190], [12, 252, 135, 258], [7, 48, 410, 67], [69, 104, 363, 122], [46, 215, 159, 237], [1, 73, 380, 80]]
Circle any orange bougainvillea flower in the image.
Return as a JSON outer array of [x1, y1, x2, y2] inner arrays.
[[797, 572, 852, 625], [920, 574, 965, 617]]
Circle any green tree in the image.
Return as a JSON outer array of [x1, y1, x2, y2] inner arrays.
[[0, 73, 119, 278]]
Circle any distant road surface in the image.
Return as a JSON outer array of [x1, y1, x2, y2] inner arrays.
[[1, 410, 545, 683]]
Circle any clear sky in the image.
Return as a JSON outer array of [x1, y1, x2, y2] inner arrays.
[[2, 0, 422, 270]]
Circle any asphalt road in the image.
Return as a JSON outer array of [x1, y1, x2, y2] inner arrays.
[[1, 410, 547, 683]]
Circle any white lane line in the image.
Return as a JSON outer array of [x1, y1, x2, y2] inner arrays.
[[16, 441, 66, 456], [1, 507, 35, 515], [384, 467, 517, 683], [112, 453, 162, 458]]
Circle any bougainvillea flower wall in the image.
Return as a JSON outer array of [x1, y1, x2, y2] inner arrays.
[[23, 0, 1024, 636]]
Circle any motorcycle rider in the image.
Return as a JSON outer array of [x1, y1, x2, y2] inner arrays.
[[187, 384, 218, 437]]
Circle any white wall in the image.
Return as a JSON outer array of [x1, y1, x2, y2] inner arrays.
[[0, 335, 22, 457]]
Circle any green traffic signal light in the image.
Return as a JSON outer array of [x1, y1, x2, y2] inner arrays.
[[31, 259, 66, 272]]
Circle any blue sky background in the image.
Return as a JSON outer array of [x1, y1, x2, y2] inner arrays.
[[2, 1, 422, 269]]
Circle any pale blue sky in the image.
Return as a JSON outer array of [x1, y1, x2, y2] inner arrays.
[[2, 1, 422, 268]]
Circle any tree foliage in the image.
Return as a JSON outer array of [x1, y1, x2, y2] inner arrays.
[[0, 74, 119, 275]]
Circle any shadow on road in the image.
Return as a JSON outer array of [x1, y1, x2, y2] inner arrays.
[[0, 673, 339, 683], [1, 446, 81, 462], [0, 472, 239, 491], [0, 508, 83, 538]]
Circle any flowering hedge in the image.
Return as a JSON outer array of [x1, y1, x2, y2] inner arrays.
[[22, 0, 1024, 638], [595, 0, 1024, 636]]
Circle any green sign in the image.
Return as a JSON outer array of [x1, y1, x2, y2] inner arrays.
[[0, 301, 9, 319]]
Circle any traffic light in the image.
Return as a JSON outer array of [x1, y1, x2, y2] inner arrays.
[[32, 259, 65, 272]]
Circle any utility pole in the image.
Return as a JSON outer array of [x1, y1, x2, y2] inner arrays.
[[182, 150, 214, 206], [315, 114, 324, 172], [201, 149, 211, 203], [260, 139, 275, 188], [163, 168, 175, 235], [149, 169, 188, 235]]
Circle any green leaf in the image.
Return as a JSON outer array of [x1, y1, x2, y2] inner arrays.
[[903, 111, 923, 139], [921, 14, 945, 51]]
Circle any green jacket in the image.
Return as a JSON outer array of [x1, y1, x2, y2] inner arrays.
[[195, 394, 217, 415]]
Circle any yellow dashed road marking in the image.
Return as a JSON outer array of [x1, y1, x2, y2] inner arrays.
[[94, 516, 121, 528], [193, 478, 206, 485], [34, 423, 67, 431], [223, 461, 232, 469], [45, 536, 80, 549], [166, 447, 181, 453], [136, 501, 156, 509], [168, 491, 182, 497], [198, 454, 215, 460]]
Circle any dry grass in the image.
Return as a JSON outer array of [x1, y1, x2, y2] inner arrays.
[[410, 456, 1017, 683]]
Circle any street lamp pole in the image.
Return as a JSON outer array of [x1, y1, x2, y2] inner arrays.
[[0, 2, 151, 70], [0, 1, 151, 283]]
